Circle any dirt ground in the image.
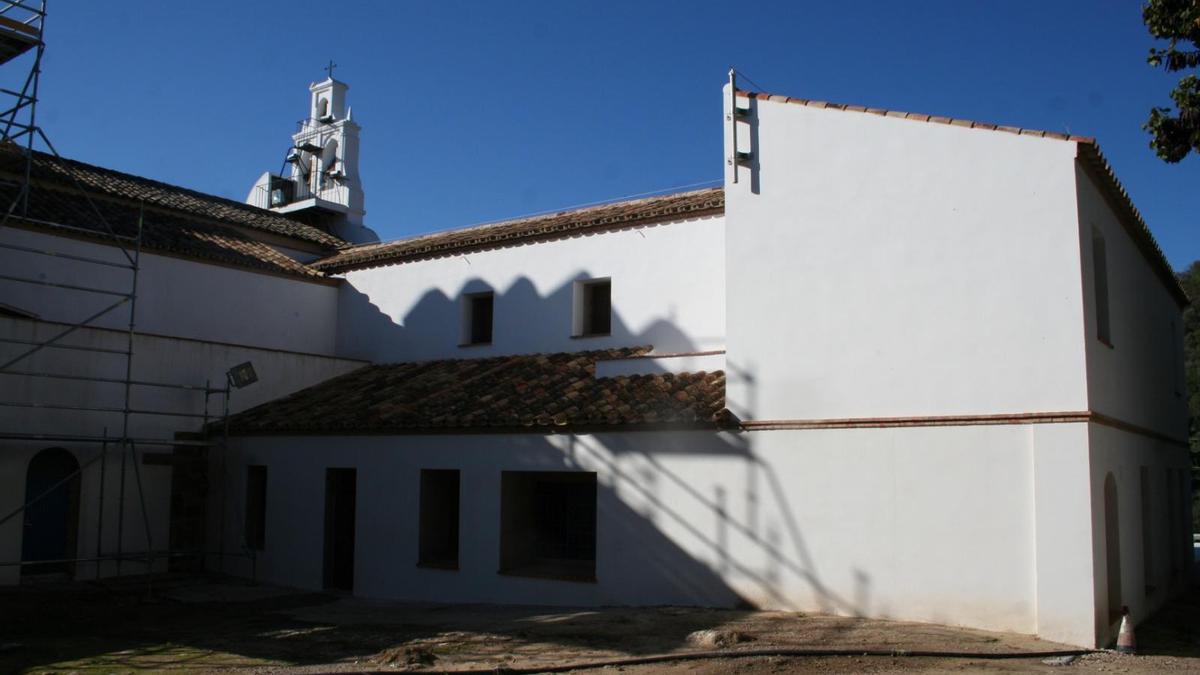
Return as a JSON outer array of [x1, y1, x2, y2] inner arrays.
[[0, 574, 1197, 674]]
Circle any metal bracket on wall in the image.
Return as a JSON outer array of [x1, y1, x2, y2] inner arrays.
[[726, 69, 753, 184]]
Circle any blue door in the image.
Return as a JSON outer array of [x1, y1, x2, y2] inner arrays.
[[22, 448, 81, 576]]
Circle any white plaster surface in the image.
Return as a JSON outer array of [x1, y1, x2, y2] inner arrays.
[[1075, 166, 1189, 439], [336, 214, 726, 362], [221, 424, 1048, 638], [0, 227, 341, 355], [0, 316, 363, 585], [723, 87, 1089, 422]]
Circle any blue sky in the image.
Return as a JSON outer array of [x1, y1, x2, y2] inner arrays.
[[15, 1, 1199, 268]]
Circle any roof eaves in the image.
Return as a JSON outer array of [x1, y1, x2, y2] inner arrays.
[[11, 148, 348, 249], [1075, 142, 1190, 307], [735, 89, 1094, 144], [312, 188, 725, 274]]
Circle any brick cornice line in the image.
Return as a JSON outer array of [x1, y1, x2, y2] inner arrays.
[[739, 410, 1187, 447]]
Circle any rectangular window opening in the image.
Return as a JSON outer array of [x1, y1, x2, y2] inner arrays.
[[1092, 229, 1111, 345], [1171, 320, 1182, 396], [499, 471, 597, 582], [245, 465, 267, 551], [418, 469, 461, 569], [572, 279, 611, 337], [1167, 468, 1179, 585], [460, 292, 494, 346], [1140, 466, 1155, 596]]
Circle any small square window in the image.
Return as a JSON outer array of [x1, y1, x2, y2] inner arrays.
[[461, 292, 494, 346], [572, 279, 611, 337]]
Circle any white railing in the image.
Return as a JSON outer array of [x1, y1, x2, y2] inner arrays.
[[249, 176, 347, 211]]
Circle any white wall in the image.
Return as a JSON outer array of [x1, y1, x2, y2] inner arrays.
[[335, 214, 725, 362], [723, 90, 1089, 421], [0, 227, 342, 355], [219, 422, 1079, 641], [1086, 423, 1193, 646], [1075, 167, 1189, 439], [0, 316, 364, 585]]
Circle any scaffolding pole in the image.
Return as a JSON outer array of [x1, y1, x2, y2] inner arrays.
[[0, 0, 248, 587]]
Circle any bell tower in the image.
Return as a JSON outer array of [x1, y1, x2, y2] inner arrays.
[[246, 63, 376, 243]]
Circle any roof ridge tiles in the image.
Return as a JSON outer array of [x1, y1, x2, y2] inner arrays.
[[0, 144, 347, 249], [224, 346, 720, 435], [311, 188, 725, 273], [735, 89, 1096, 144]]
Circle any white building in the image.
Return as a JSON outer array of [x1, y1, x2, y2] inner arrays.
[[0, 74, 1191, 650]]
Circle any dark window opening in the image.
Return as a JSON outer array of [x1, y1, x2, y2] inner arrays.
[[1104, 472, 1122, 622], [576, 279, 611, 337], [1092, 230, 1111, 345], [500, 471, 597, 582], [245, 465, 267, 551], [323, 468, 356, 591], [462, 292, 494, 346], [1140, 467, 1154, 596], [418, 469, 460, 569]]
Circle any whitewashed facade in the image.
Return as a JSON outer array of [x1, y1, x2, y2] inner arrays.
[[1, 78, 1191, 650]]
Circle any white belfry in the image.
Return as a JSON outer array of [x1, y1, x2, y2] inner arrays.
[[247, 72, 376, 243]]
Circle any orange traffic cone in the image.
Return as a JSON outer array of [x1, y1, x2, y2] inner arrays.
[[1116, 606, 1136, 655]]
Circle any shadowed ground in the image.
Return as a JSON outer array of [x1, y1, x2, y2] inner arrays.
[[0, 573, 1196, 674]]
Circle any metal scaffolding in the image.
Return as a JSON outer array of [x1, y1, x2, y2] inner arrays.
[[0, 0, 246, 588]]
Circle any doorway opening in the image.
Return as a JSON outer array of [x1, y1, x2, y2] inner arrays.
[[323, 468, 357, 591], [22, 447, 81, 578], [1104, 472, 1122, 622]]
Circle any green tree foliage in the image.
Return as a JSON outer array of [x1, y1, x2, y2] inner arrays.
[[1143, 0, 1200, 162], [1179, 261, 1200, 529]]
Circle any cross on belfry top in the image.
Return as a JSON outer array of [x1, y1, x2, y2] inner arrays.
[[324, 60, 337, 79]]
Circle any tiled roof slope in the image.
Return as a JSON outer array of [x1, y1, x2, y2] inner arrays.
[[226, 347, 727, 434], [0, 147, 333, 279], [1, 144, 345, 248], [312, 187, 725, 273], [737, 89, 1188, 306]]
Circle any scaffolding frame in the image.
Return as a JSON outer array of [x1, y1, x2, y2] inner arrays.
[[0, 0, 253, 590]]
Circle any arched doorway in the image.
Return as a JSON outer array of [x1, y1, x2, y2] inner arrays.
[[22, 448, 81, 577], [1103, 472, 1122, 622]]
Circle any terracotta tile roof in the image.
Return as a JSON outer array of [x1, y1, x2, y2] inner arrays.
[[0, 144, 346, 248], [0, 147, 332, 279], [226, 347, 727, 434], [312, 187, 725, 274], [737, 89, 1189, 307]]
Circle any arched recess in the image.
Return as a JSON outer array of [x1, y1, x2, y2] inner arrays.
[[21, 447, 81, 577], [1103, 472, 1122, 622], [319, 138, 339, 190]]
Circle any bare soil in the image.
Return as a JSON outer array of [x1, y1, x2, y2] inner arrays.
[[0, 574, 1197, 674]]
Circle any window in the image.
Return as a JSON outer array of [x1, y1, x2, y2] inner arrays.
[[418, 469, 460, 569], [1092, 229, 1111, 345], [1103, 472, 1122, 621], [572, 279, 611, 337], [245, 465, 267, 551], [1167, 468, 1180, 585], [1170, 320, 1182, 396], [499, 471, 597, 582], [460, 292, 494, 346], [1140, 467, 1154, 595]]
